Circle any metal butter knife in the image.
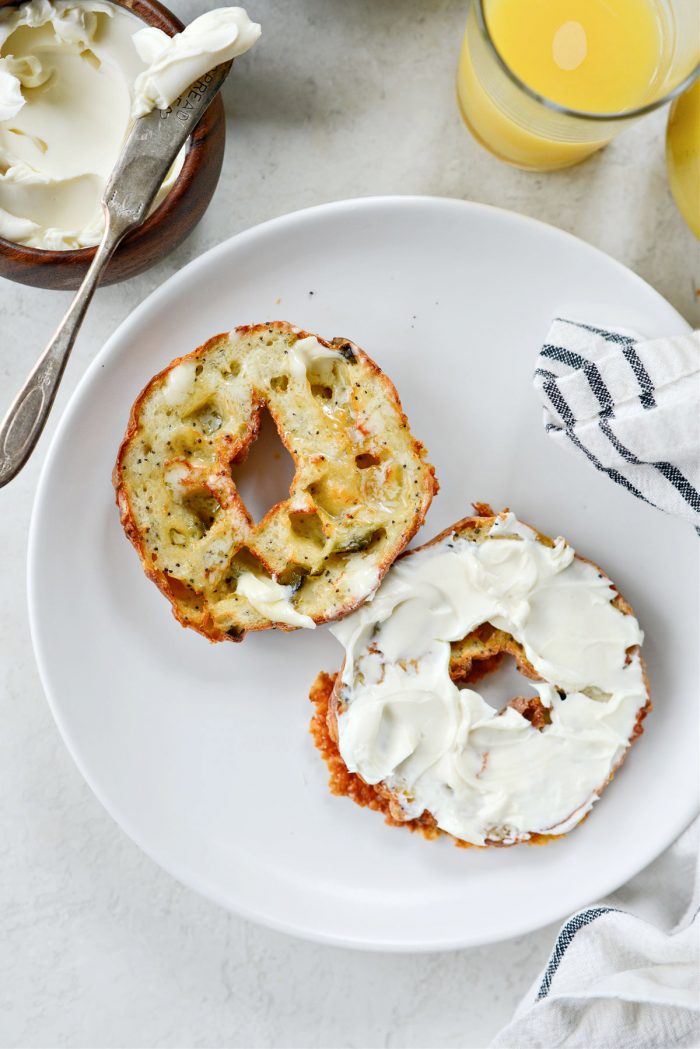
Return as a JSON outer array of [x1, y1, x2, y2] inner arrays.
[[0, 61, 233, 488]]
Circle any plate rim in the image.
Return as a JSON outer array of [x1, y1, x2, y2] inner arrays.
[[27, 195, 698, 951]]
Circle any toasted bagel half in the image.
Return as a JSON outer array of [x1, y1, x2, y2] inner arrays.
[[114, 322, 437, 641], [310, 505, 651, 847]]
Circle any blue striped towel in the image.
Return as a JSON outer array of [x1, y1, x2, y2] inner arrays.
[[491, 819, 699, 1048], [534, 319, 700, 528]]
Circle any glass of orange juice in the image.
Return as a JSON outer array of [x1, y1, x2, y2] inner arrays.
[[666, 79, 700, 238], [457, 0, 700, 171]]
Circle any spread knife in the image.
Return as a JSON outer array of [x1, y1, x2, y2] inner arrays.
[[0, 60, 233, 488]]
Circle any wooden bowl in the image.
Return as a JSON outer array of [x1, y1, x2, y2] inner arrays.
[[0, 0, 226, 290]]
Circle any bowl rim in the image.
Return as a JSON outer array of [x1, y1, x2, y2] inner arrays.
[[0, 0, 212, 263]]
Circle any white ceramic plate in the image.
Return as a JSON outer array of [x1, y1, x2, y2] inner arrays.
[[29, 198, 698, 951]]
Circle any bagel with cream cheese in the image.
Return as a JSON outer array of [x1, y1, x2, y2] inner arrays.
[[114, 322, 437, 641], [310, 504, 651, 847]]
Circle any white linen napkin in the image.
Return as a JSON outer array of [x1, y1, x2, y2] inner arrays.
[[491, 818, 700, 1049], [493, 317, 700, 1047], [533, 319, 700, 528]]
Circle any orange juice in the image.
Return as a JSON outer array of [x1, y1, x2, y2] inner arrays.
[[666, 80, 700, 239], [457, 0, 671, 170], [485, 0, 664, 112]]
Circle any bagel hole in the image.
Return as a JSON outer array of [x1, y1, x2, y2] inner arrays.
[[289, 510, 326, 547], [229, 408, 295, 522], [458, 648, 546, 724], [355, 452, 380, 470]]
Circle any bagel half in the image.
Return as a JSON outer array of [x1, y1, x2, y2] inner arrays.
[[310, 504, 651, 848], [114, 322, 437, 641]]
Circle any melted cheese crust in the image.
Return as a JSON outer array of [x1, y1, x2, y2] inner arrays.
[[115, 323, 436, 640]]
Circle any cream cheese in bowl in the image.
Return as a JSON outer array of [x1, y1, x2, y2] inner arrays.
[[0, 2, 260, 250]]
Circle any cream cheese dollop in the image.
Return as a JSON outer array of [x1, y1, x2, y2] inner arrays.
[[286, 335, 346, 383], [236, 572, 316, 629], [131, 7, 261, 119], [162, 359, 198, 407], [0, 2, 260, 250], [331, 512, 647, 846]]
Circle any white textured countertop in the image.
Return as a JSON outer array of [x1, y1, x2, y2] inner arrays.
[[0, 2, 697, 1046]]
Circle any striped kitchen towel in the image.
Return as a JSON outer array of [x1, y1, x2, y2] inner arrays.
[[491, 819, 699, 1048], [533, 319, 700, 528]]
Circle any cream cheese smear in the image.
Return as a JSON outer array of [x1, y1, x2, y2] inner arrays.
[[331, 512, 648, 846], [0, 2, 260, 249]]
